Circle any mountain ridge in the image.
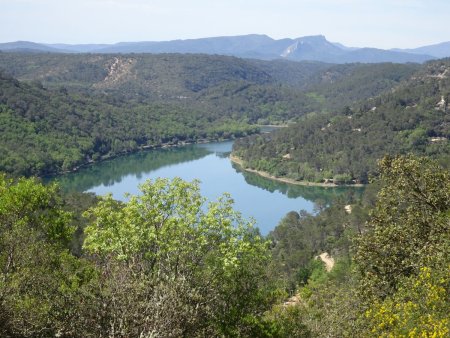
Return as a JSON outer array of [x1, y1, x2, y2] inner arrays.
[[393, 41, 450, 58], [0, 34, 445, 63]]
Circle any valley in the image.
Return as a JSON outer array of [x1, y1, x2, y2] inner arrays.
[[46, 140, 359, 235], [0, 38, 449, 337], [0, 52, 432, 178]]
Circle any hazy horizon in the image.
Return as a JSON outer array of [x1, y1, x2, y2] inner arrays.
[[1, 0, 449, 49]]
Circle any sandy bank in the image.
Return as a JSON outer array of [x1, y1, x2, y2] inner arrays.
[[229, 155, 365, 188]]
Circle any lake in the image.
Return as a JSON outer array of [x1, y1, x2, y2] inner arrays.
[[49, 140, 361, 235]]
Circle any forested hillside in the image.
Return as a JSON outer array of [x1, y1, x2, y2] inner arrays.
[[265, 156, 450, 337], [0, 53, 418, 103], [1, 156, 448, 336], [0, 53, 423, 177], [0, 71, 256, 176], [233, 59, 450, 183]]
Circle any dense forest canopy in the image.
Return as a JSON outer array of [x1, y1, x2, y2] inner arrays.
[[0, 52, 429, 177], [233, 59, 450, 183], [0, 71, 257, 176], [1, 156, 448, 336]]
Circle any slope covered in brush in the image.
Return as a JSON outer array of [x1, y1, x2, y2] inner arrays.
[[233, 59, 450, 183], [0, 53, 424, 177], [0, 72, 257, 176]]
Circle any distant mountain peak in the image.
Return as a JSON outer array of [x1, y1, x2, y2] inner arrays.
[[393, 41, 450, 58], [0, 34, 444, 64], [281, 35, 333, 57], [296, 35, 327, 41], [280, 35, 346, 61]]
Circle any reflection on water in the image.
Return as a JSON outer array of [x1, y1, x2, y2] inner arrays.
[[232, 164, 364, 203], [47, 145, 211, 192], [47, 140, 363, 234]]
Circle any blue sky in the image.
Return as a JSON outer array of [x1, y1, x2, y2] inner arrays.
[[1, 0, 449, 48]]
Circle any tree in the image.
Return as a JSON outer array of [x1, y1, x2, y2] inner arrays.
[[0, 175, 95, 337], [364, 267, 449, 337], [354, 155, 450, 300], [354, 155, 450, 335], [83, 177, 275, 337]]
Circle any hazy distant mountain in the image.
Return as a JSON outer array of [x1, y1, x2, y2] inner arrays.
[[46, 43, 111, 53], [280, 35, 345, 61], [96, 34, 283, 58], [331, 42, 359, 51], [0, 41, 66, 53], [94, 35, 435, 63], [0, 35, 443, 63], [393, 41, 450, 58], [338, 48, 434, 63], [276, 35, 434, 63], [278, 35, 434, 63]]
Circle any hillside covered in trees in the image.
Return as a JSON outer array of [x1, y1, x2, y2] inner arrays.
[[0, 53, 424, 177], [266, 156, 450, 337], [233, 58, 450, 183], [0, 71, 259, 176], [1, 155, 448, 337]]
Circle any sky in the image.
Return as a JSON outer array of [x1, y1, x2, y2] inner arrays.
[[1, 0, 449, 49]]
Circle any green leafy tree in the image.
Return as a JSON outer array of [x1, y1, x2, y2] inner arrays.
[[0, 175, 96, 337], [354, 155, 450, 301], [83, 177, 275, 337], [265, 155, 449, 337], [353, 155, 450, 336]]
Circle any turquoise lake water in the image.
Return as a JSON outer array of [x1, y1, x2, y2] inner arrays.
[[49, 140, 360, 234]]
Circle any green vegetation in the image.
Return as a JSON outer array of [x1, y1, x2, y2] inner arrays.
[[0, 175, 277, 337], [0, 53, 425, 177], [356, 156, 450, 337], [233, 59, 450, 183], [1, 155, 447, 336], [0, 71, 257, 176], [232, 162, 365, 202], [268, 194, 370, 292], [83, 178, 274, 337], [1, 51, 449, 336], [263, 155, 450, 337]]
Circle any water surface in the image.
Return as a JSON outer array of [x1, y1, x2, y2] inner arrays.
[[50, 141, 361, 234]]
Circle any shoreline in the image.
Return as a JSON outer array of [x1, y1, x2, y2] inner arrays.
[[46, 136, 236, 179], [229, 155, 365, 188], [49, 124, 277, 178]]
